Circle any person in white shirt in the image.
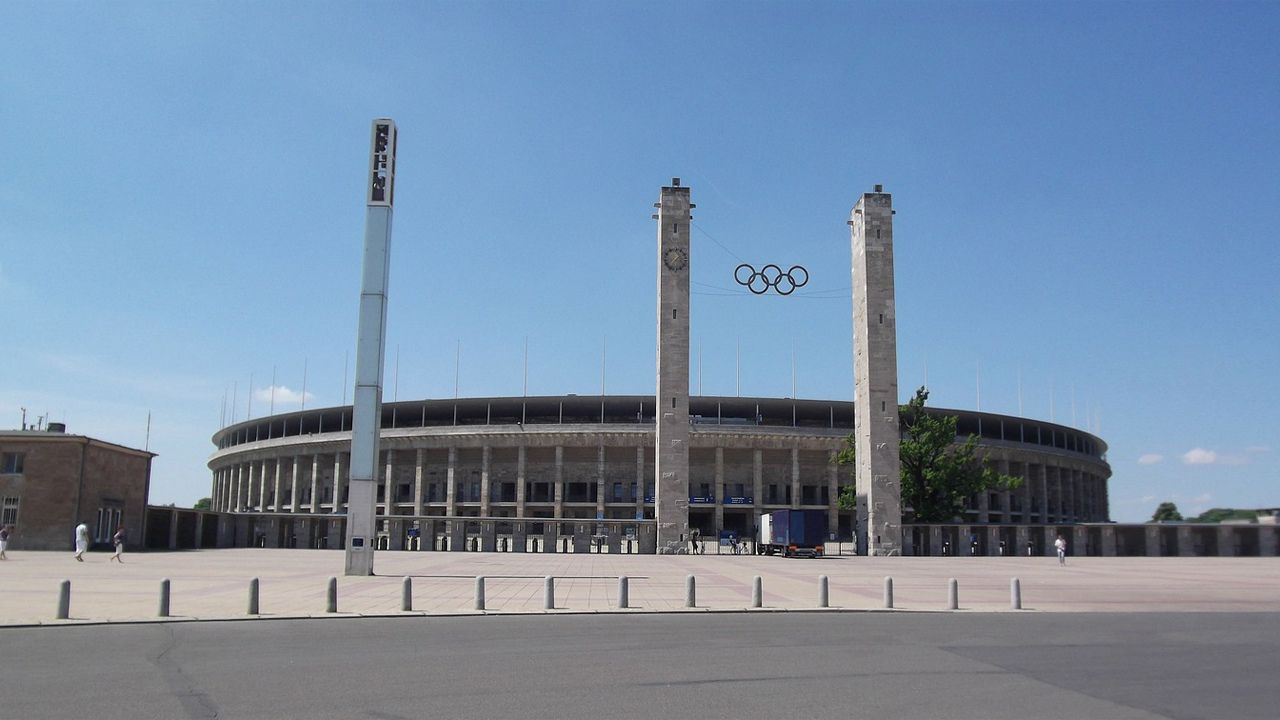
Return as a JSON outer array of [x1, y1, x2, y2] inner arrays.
[[1054, 534, 1067, 566], [74, 522, 89, 561]]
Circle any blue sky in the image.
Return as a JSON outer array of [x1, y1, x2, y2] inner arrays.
[[2, 1, 1277, 521]]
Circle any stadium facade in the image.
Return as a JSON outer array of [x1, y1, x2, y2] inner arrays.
[[205, 394, 1112, 554]]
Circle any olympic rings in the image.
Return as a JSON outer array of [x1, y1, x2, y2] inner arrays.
[[734, 263, 809, 295]]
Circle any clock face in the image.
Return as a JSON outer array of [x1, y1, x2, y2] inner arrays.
[[663, 247, 688, 271]]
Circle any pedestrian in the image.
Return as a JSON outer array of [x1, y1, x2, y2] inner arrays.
[[0, 524, 10, 560], [689, 528, 699, 555], [74, 521, 89, 561], [110, 525, 127, 563], [1054, 534, 1067, 566]]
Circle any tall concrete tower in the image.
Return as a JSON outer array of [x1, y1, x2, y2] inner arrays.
[[345, 118, 397, 576], [850, 185, 902, 556], [654, 178, 692, 553]]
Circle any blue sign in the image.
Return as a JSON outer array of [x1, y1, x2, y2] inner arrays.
[[725, 496, 753, 505], [689, 496, 715, 504]]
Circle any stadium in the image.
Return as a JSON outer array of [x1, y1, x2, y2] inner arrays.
[[205, 393, 1111, 555]]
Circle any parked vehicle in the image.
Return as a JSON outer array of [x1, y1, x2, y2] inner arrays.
[[757, 509, 827, 558]]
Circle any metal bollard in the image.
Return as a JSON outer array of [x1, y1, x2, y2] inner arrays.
[[544, 576, 555, 610], [685, 575, 696, 608], [402, 577, 413, 612], [475, 576, 486, 611], [1010, 577, 1022, 610], [818, 575, 829, 608], [752, 576, 763, 608], [947, 578, 959, 610], [618, 576, 629, 609], [159, 579, 171, 618], [884, 576, 894, 609], [326, 577, 338, 613], [56, 579, 71, 619], [247, 577, 260, 615]]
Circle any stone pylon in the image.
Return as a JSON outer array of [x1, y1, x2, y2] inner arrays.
[[849, 185, 902, 555], [654, 178, 692, 553]]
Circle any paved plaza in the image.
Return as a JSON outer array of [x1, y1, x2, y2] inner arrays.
[[2, 548, 1278, 625]]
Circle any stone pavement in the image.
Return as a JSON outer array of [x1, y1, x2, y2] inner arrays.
[[2, 548, 1277, 626]]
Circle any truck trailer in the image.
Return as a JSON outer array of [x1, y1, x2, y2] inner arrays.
[[757, 509, 827, 558]]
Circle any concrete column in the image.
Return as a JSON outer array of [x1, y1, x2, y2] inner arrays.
[[332, 453, 347, 514], [194, 513, 205, 549], [1021, 460, 1033, 524], [1043, 526, 1058, 557], [1258, 526, 1277, 557], [1034, 461, 1044, 517], [790, 447, 800, 510], [986, 525, 1000, 556], [633, 446, 644, 519], [1217, 525, 1235, 557], [167, 510, 179, 550], [1144, 524, 1162, 556], [1101, 526, 1117, 557], [850, 187, 902, 556], [713, 447, 724, 533], [517, 446, 528, 518], [445, 447, 458, 518], [289, 456, 301, 513], [243, 463, 254, 512], [596, 445, 606, 521], [654, 179, 693, 552], [264, 517, 280, 548], [998, 457, 1011, 522], [272, 458, 284, 512], [928, 525, 941, 556], [553, 446, 564, 519], [235, 463, 247, 512], [258, 460, 268, 511], [1053, 467, 1064, 523], [827, 461, 839, 539], [1072, 525, 1087, 557], [310, 454, 320, 512], [1015, 525, 1029, 556], [1176, 525, 1194, 556], [382, 449, 395, 515], [480, 447, 491, 517], [751, 448, 763, 510], [977, 486, 990, 524], [413, 448, 425, 517]]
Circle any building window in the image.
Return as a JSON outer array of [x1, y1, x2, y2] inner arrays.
[[1, 453, 24, 474], [1, 496, 18, 526], [94, 506, 122, 543]]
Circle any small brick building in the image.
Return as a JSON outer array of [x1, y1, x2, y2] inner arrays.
[[0, 427, 154, 551]]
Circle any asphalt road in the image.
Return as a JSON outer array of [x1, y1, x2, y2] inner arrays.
[[1, 612, 1275, 720]]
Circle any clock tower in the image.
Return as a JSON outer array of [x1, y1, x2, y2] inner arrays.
[[654, 178, 692, 553]]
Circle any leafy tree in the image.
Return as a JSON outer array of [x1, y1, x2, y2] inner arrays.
[[1149, 501, 1182, 522], [834, 387, 1021, 522], [1187, 507, 1256, 524], [194, 497, 212, 510]]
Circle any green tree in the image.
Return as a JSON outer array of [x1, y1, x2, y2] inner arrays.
[[833, 387, 1020, 522], [194, 497, 212, 510], [1149, 501, 1182, 522], [1187, 507, 1256, 524]]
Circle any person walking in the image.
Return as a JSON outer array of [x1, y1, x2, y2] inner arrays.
[[110, 525, 127, 563], [1054, 534, 1068, 566], [74, 521, 89, 561], [0, 525, 11, 560]]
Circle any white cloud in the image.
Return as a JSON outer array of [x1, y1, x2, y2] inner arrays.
[[1182, 448, 1217, 465], [1137, 453, 1164, 465], [253, 385, 314, 406], [1246, 446, 1270, 454]]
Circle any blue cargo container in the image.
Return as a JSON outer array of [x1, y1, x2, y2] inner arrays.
[[757, 509, 827, 558]]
